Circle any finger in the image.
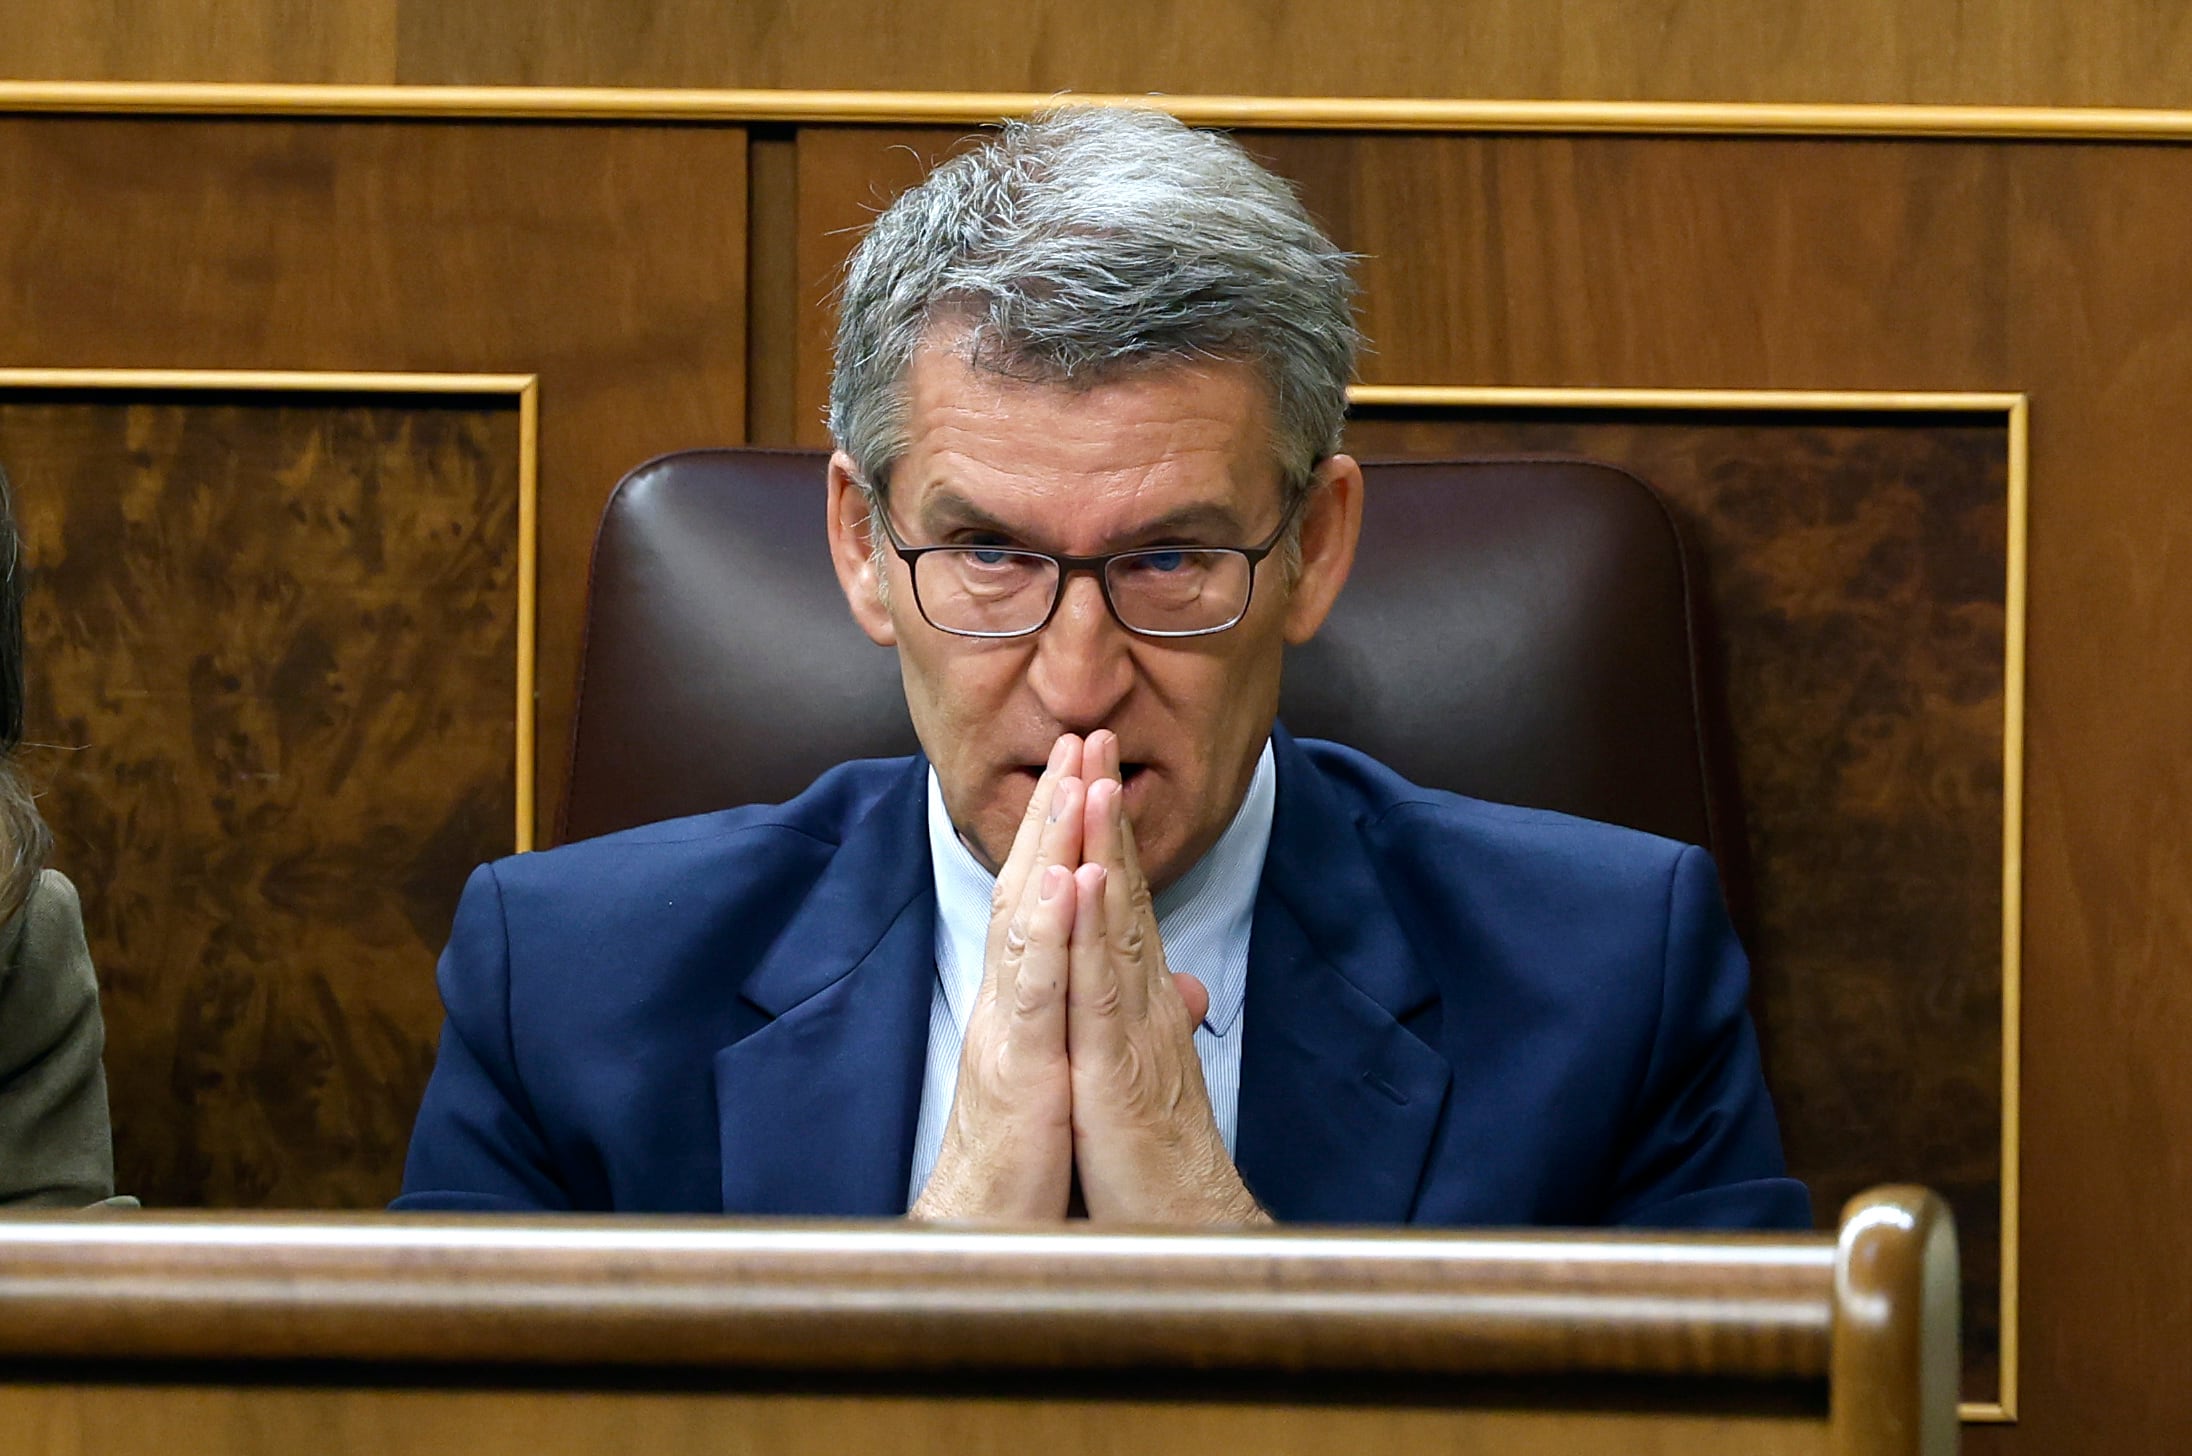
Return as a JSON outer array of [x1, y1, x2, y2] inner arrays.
[[1084, 728, 1121, 786], [1000, 734, 1073, 892], [1041, 773, 1087, 880], [1066, 861, 1129, 1062], [992, 733, 1081, 926], [1082, 771, 1120, 865], [1111, 783, 1174, 1006], [1171, 971, 1210, 1029], [1005, 864, 1074, 1041], [1110, 778, 1150, 896], [984, 773, 1083, 997], [1084, 777, 1154, 1016]]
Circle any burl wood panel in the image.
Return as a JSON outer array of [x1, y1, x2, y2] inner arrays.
[[14, 0, 2192, 110], [0, 393, 519, 1208], [1349, 406, 2009, 1403], [0, 116, 748, 835]]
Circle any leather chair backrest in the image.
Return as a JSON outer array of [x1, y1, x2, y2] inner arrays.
[[562, 449, 1741, 878]]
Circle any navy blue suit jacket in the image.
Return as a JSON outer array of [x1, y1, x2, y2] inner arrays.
[[397, 728, 1810, 1228]]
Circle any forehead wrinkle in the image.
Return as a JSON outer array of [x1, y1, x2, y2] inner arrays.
[[913, 486, 1251, 551], [895, 347, 1284, 550]]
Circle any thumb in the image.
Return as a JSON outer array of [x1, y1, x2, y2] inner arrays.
[[1170, 971, 1210, 1028]]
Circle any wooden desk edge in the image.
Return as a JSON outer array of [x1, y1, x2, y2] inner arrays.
[[0, 1185, 1958, 1456]]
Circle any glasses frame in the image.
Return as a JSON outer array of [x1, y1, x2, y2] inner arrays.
[[869, 492, 1305, 640]]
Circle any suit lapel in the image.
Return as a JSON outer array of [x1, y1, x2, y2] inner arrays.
[[714, 758, 936, 1216], [1236, 729, 1453, 1222]]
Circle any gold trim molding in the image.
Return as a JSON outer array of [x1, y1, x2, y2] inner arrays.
[[1344, 383, 2026, 1426], [0, 367, 542, 853], [8, 81, 2192, 140]]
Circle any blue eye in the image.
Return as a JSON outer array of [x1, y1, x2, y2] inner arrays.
[[971, 547, 1012, 565], [1141, 550, 1187, 573]]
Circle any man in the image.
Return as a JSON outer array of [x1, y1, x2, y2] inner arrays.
[[398, 106, 1808, 1229]]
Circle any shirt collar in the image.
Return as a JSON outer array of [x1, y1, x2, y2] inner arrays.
[[926, 740, 1277, 1037]]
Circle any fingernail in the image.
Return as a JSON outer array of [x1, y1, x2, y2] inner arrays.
[[1041, 865, 1064, 901]]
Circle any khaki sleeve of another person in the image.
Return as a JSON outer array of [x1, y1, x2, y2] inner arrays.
[[0, 868, 126, 1208]]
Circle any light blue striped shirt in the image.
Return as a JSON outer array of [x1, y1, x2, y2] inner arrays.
[[907, 741, 1278, 1208]]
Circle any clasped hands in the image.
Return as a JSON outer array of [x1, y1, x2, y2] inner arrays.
[[910, 730, 1268, 1225]]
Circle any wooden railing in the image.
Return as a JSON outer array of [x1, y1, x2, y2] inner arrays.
[[0, 1186, 1955, 1456]]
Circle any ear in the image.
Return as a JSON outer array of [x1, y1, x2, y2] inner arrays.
[[1280, 453, 1364, 645], [825, 452, 898, 647]]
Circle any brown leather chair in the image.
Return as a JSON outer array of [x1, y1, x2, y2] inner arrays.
[[562, 448, 1746, 898]]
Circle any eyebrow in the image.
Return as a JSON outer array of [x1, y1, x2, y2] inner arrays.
[[914, 488, 1250, 549]]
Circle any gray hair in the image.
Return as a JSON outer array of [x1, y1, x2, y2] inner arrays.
[[828, 105, 1359, 509]]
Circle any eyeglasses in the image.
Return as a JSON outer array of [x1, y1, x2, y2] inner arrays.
[[871, 496, 1302, 640]]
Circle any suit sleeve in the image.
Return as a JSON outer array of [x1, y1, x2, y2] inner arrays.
[[0, 871, 120, 1208], [1604, 846, 1813, 1231], [394, 863, 572, 1211]]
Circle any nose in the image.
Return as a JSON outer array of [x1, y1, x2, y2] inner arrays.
[[1026, 569, 1133, 732]]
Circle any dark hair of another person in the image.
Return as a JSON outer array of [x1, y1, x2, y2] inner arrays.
[[0, 466, 52, 928]]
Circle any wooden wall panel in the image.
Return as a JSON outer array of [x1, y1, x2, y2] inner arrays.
[[1304, 134, 2192, 1456], [11, 0, 2192, 108], [788, 128, 958, 449], [0, 0, 399, 83], [744, 129, 801, 446], [0, 117, 749, 832], [1265, 134, 2013, 390], [788, 128, 2015, 410], [1, 390, 517, 1208], [2001, 145, 2192, 1452], [0, 90, 2184, 1452]]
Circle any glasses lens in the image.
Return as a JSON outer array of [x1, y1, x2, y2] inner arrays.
[[913, 548, 1060, 635], [1105, 549, 1252, 635]]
